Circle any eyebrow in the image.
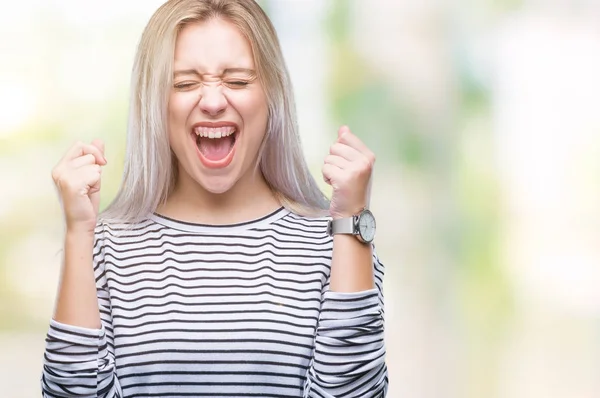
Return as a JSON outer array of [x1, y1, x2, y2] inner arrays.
[[173, 68, 256, 78], [224, 68, 256, 76]]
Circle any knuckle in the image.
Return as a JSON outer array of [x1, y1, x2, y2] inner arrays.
[[60, 176, 75, 190], [359, 165, 371, 178], [362, 157, 372, 170], [367, 153, 376, 165], [351, 166, 366, 180], [55, 175, 68, 191]]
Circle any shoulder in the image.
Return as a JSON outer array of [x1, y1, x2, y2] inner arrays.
[[92, 217, 164, 270], [274, 210, 332, 240], [94, 216, 161, 246], [283, 211, 330, 227]]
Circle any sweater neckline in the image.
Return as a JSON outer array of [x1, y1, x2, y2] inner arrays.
[[148, 206, 290, 233]]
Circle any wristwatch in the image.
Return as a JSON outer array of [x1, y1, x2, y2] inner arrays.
[[327, 208, 376, 244]]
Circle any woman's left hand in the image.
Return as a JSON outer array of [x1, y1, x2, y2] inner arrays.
[[322, 125, 375, 220]]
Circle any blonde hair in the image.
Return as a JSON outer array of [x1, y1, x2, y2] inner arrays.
[[102, 0, 328, 223]]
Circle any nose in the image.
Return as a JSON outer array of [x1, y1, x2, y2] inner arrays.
[[198, 84, 227, 116]]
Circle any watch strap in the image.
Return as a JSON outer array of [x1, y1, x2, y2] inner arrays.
[[327, 216, 356, 236]]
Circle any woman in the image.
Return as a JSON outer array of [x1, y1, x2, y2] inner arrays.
[[42, 0, 388, 396]]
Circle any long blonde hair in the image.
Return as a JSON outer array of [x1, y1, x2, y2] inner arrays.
[[102, 0, 329, 223]]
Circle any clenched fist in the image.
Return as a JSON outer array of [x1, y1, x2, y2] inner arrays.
[[51, 140, 107, 233], [322, 126, 375, 220]]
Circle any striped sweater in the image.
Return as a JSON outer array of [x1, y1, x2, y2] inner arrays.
[[42, 207, 388, 397]]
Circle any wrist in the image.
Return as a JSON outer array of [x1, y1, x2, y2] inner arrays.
[[328, 207, 376, 244], [330, 206, 367, 220], [65, 226, 96, 240]]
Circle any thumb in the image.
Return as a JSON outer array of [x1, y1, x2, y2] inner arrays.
[[337, 125, 350, 140], [90, 171, 102, 216], [91, 139, 106, 161], [90, 139, 104, 215]]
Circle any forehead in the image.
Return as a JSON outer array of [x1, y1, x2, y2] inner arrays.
[[174, 18, 254, 71]]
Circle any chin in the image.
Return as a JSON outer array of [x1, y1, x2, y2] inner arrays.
[[194, 174, 239, 195]]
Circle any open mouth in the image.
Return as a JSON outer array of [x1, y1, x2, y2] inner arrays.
[[192, 125, 238, 168]]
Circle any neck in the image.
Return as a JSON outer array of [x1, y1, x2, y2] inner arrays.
[[159, 164, 281, 225]]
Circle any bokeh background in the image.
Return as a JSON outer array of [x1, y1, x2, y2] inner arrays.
[[1, 0, 600, 397]]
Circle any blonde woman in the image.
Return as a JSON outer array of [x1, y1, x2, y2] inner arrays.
[[42, 0, 387, 396]]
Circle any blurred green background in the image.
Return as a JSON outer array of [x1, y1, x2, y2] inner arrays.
[[2, 1, 600, 397]]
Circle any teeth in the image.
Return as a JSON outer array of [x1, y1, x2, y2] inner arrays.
[[194, 126, 236, 139]]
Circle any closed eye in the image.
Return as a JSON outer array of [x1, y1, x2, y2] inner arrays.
[[174, 82, 199, 90], [226, 81, 250, 88]]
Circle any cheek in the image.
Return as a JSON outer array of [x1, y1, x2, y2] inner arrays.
[[167, 96, 193, 151], [169, 94, 196, 127], [234, 91, 268, 131]]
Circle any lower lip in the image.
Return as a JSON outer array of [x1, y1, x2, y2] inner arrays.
[[193, 132, 238, 169]]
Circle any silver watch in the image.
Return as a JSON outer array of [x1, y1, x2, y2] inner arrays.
[[327, 209, 376, 244]]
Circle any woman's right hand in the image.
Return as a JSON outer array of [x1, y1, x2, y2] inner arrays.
[[51, 140, 107, 234]]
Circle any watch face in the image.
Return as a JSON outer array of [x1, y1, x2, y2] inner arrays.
[[358, 210, 376, 243]]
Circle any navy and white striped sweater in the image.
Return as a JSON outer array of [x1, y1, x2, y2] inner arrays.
[[42, 207, 388, 397]]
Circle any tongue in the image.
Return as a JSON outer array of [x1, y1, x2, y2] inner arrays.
[[197, 135, 234, 161]]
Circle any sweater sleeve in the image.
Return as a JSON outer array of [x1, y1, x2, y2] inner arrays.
[[41, 223, 122, 397], [304, 249, 388, 397]]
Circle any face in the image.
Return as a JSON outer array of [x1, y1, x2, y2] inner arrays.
[[168, 18, 268, 195]]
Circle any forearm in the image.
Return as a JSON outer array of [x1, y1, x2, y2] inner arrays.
[[43, 228, 120, 396], [329, 234, 374, 292], [53, 230, 101, 328], [306, 288, 387, 397], [305, 237, 386, 395]]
